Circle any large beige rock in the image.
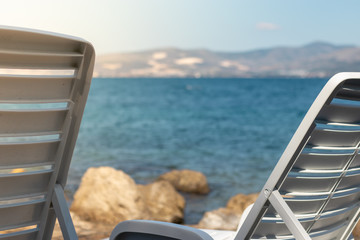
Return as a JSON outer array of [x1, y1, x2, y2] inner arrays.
[[70, 167, 150, 226], [196, 207, 241, 230], [157, 169, 210, 194], [196, 193, 258, 231], [226, 193, 259, 214], [138, 180, 185, 223]]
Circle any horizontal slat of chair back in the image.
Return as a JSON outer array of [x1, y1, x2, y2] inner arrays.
[[0, 109, 68, 134], [0, 230, 38, 240], [337, 172, 360, 190], [0, 141, 59, 167], [0, 28, 83, 54], [254, 220, 349, 239], [0, 76, 74, 102], [257, 205, 356, 239], [0, 171, 52, 199], [336, 80, 360, 101], [311, 224, 349, 240], [324, 192, 360, 212], [264, 188, 360, 215], [294, 153, 351, 170], [0, 201, 44, 230], [281, 176, 339, 193], [0, 28, 83, 70], [318, 104, 360, 124], [253, 219, 312, 238], [308, 129, 360, 147], [0, 51, 82, 69], [284, 199, 326, 215], [311, 206, 358, 233], [350, 154, 360, 168]]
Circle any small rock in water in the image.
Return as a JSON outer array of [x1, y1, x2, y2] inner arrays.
[[138, 180, 185, 223], [157, 169, 210, 194]]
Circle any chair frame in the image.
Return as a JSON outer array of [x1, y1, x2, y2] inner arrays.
[[236, 72, 360, 240], [110, 73, 360, 240], [0, 26, 95, 240]]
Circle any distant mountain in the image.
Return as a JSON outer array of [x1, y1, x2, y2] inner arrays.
[[94, 42, 360, 78]]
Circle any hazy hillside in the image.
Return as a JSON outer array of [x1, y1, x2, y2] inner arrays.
[[94, 42, 360, 78]]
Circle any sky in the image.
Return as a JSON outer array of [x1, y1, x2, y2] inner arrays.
[[0, 0, 359, 55]]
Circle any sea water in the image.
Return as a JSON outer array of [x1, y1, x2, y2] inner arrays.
[[67, 77, 327, 223]]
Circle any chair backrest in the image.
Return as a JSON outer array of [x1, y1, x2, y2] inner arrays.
[[0, 26, 94, 240], [236, 73, 360, 240]]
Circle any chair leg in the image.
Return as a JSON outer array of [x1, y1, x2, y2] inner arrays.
[[52, 184, 78, 240]]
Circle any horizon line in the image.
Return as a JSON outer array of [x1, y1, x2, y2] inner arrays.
[[97, 41, 357, 56]]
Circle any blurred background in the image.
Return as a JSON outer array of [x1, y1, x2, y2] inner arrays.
[[3, 0, 360, 224]]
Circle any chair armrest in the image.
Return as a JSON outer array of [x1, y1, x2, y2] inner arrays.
[[110, 220, 213, 240]]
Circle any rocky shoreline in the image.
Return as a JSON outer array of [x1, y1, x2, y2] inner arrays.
[[52, 166, 360, 239]]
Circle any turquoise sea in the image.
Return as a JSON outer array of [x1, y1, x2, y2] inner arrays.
[[67, 77, 327, 223]]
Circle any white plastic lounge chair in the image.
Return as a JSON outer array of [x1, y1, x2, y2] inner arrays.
[[0, 26, 94, 240], [110, 72, 360, 240]]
